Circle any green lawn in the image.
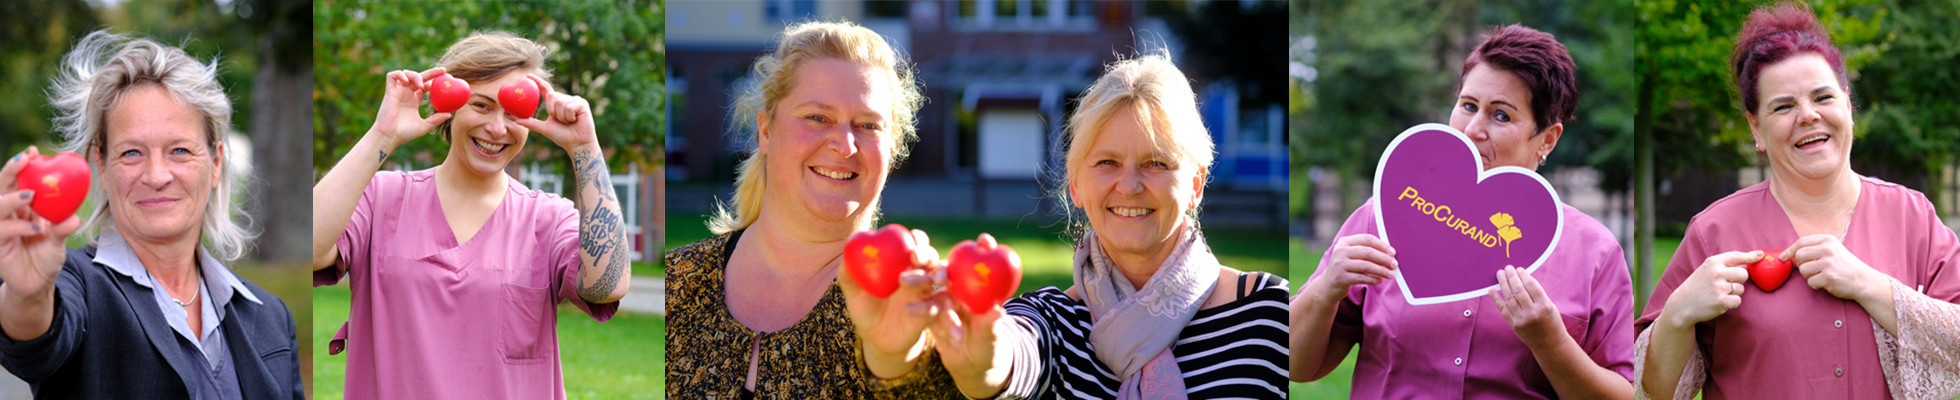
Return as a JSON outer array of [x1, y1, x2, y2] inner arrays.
[[632, 260, 659, 279], [232, 264, 314, 396], [665, 212, 1290, 296], [310, 285, 664, 399], [1288, 236, 1684, 398]]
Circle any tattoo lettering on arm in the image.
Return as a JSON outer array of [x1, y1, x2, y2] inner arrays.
[[573, 147, 627, 303]]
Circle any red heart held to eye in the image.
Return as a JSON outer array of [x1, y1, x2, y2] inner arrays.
[[16, 152, 91, 223], [1748, 249, 1794, 292], [427, 74, 471, 114], [497, 78, 542, 119], [845, 224, 919, 298], [947, 238, 1022, 312]]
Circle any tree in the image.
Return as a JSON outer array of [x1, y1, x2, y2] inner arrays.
[[312, 0, 664, 177], [1635, 0, 1886, 308]]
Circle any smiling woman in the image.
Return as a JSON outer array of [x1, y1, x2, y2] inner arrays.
[[843, 53, 1293, 399], [1634, 3, 1960, 398], [0, 30, 301, 399], [662, 20, 957, 399], [309, 31, 631, 399]]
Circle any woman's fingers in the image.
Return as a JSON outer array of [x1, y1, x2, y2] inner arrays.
[[419, 67, 448, 85], [909, 229, 936, 267], [1339, 244, 1397, 273], [0, 218, 40, 239], [0, 149, 31, 189], [930, 296, 966, 346], [1783, 234, 1834, 262], [1335, 259, 1390, 285], [0, 191, 31, 218], [528, 75, 552, 98], [420, 112, 453, 127], [1517, 268, 1551, 305], [1338, 234, 1397, 259], [836, 260, 866, 296], [45, 213, 79, 237]]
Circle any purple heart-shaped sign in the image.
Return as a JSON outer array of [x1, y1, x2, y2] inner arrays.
[[1373, 124, 1563, 305]]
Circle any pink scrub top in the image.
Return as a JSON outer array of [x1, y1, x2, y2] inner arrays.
[[1637, 177, 1960, 399], [317, 169, 618, 399], [1317, 199, 1638, 399]]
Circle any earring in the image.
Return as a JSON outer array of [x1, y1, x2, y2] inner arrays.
[[1755, 143, 1765, 152], [1538, 154, 1547, 167]]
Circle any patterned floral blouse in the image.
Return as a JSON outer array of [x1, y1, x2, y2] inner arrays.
[[665, 232, 958, 399]]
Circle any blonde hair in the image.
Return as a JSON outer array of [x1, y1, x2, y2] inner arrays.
[[708, 21, 923, 235], [433, 31, 553, 141], [47, 30, 256, 261], [1058, 53, 1215, 234]]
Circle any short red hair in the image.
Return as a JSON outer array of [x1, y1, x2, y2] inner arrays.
[[1730, 1, 1848, 115], [1460, 24, 1577, 133]]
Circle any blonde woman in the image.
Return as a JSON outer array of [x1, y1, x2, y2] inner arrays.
[[0, 30, 300, 399], [857, 54, 1292, 399], [310, 31, 630, 399], [663, 21, 958, 398]]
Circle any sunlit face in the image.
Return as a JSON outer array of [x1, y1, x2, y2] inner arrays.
[[444, 70, 535, 177], [1070, 106, 1204, 263], [756, 58, 897, 235], [1450, 64, 1560, 171], [99, 85, 221, 245], [1748, 53, 1853, 182]]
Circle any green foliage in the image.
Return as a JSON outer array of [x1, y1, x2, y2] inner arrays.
[[1853, 0, 1960, 208], [1292, 0, 1637, 211], [0, 0, 266, 152], [312, 0, 664, 173], [1637, 0, 1885, 179]]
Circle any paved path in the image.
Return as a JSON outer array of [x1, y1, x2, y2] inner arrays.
[[620, 276, 664, 316]]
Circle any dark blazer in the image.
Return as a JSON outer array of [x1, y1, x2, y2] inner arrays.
[[0, 246, 304, 399]]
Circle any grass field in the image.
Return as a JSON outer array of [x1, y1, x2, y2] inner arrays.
[[231, 264, 314, 396], [664, 212, 1291, 295], [310, 285, 665, 399]]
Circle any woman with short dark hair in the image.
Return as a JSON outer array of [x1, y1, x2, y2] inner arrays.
[[1292, 24, 1638, 399]]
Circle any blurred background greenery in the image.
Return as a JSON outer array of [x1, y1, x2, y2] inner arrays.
[[311, 0, 665, 173], [310, 1, 664, 399], [0, 0, 312, 397], [1293, 0, 1960, 397]]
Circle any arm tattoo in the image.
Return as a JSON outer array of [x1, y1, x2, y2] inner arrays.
[[573, 147, 627, 303], [379, 150, 389, 164]]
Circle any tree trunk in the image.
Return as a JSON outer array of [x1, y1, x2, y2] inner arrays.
[[1633, 71, 1656, 311], [249, 23, 313, 264]]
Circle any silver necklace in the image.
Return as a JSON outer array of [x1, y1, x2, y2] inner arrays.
[[171, 282, 201, 307], [146, 268, 202, 307]]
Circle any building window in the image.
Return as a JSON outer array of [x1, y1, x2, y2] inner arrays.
[[953, 0, 1096, 31], [764, 0, 817, 23]]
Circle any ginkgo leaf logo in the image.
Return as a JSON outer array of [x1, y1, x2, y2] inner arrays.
[[1490, 213, 1524, 258]]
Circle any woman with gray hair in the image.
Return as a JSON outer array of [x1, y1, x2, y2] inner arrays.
[[0, 30, 302, 399], [853, 53, 1291, 399]]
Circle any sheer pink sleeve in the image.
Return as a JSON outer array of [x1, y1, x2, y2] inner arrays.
[[1875, 279, 1960, 399], [1633, 327, 1705, 400]]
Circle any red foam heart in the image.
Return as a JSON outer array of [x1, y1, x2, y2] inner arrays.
[[16, 152, 90, 223], [845, 224, 917, 298], [947, 238, 1022, 312], [427, 75, 471, 114], [1748, 249, 1794, 292], [497, 78, 541, 119]]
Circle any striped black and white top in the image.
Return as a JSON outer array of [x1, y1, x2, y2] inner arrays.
[[996, 272, 1291, 400]]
